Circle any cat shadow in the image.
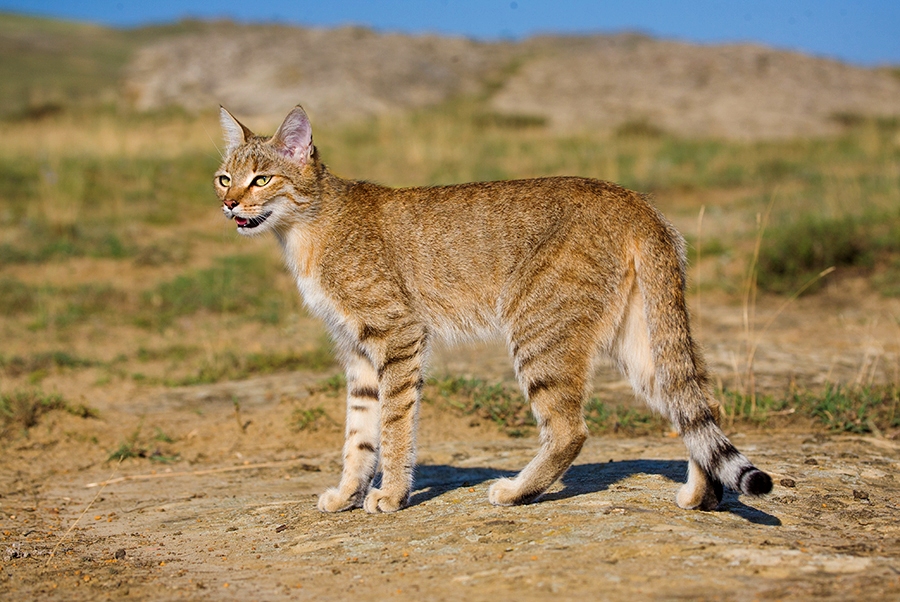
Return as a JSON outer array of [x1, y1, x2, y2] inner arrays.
[[409, 465, 516, 505], [410, 459, 780, 526]]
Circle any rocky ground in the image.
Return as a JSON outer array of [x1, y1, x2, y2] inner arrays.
[[3, 410, 899, 601], [2, 288, 900, 600]]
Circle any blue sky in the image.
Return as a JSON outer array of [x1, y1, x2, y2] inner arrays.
[[2, 0, 899, 66]]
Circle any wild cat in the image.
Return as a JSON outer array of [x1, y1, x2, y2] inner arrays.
[[214, 105, 772, 514]]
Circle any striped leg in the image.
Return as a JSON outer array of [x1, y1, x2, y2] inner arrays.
[[318, 351, 381, 512], [490, 314, 592, 505], [489, 372, 589, 505], [363, 325, 428, 513]]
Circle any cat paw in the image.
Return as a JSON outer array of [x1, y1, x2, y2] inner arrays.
[[317, 488, 361, 513], [363, 488, 408, 513], [488, 477, 537, 506], [676, 480, 723, 511]]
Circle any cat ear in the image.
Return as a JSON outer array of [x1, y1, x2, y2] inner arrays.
[[271, 106, 313, 165], [219, 106, 254, 154]]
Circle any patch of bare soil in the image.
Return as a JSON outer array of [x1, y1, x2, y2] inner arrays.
[[2, 287, 900, 601], [124, 22, 515, 127], [493, 34, 900, 140], [123, 24, 900, 139]]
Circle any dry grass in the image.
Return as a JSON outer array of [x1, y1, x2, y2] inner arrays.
[[0, 109, 222, 159], [2, 102, 898, 417], [1, 16, 898, 431]]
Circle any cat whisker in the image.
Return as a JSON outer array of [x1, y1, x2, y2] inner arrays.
[[204, 123, 225, 160]]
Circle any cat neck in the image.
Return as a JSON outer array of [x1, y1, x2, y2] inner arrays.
[[272, 167, 348, 280]]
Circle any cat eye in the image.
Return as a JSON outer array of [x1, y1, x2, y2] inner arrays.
[[217, 175, 231, 187], [252, 175, 272, 187]]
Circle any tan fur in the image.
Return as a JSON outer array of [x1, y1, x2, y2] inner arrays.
[[215, 105, 770, 513]]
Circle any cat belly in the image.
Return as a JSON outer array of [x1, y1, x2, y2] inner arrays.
[[422, 300, 501, 345]]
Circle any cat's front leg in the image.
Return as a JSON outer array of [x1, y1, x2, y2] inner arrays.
[[362, 326, 428, 513], [318, 350, 381, 512]]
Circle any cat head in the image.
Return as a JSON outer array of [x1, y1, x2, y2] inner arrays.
[[215, 105, 319, 236]]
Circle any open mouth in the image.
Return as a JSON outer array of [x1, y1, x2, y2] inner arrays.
[[234, 210, 273, 229]]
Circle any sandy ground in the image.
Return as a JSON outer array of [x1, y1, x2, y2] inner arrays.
[[2, 287, 900, 601]]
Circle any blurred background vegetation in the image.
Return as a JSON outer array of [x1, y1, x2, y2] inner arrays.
[[1, 13, 898, 437]]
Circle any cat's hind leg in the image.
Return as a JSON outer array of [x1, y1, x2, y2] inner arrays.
[[318, 349, 381, 512], [675, 398, 724, 510], [677, 458, 724, 510], [490, 323, 593, 506]]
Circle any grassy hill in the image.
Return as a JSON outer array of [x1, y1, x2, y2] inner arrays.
[[0, 11, 897, 458], [0, 12, 215, 119], [4, 12, 899, 139]]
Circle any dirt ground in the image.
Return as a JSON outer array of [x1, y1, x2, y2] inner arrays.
[[2, 286, 900, 601]]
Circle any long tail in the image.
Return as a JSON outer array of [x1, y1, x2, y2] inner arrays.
[[633, 209, 772, 496]]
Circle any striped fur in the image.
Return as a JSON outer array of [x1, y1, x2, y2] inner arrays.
[[215, 105, 772, 514]]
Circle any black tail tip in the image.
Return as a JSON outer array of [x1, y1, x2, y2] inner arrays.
[[745, 470, 773, 495]]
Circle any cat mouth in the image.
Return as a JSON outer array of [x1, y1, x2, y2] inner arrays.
[[234, 211, 273, 229]]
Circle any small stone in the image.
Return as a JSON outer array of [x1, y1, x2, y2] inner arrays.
[[779, 478, 796, 488], [114, 548, 126, 560], [852, 490, 869, 501], [5, 544, 24, 560], [804, 458, 818, 465]]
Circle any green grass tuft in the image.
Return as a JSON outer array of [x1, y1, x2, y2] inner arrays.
[[0, 278, 37, 314], [722, 384, 899, 433], [310, 373, 347, 396], [290, 406, 332, 432], [614, 118, 666, 139], [872, 258, 900, 297], [138, 254, 289, 329], [108, 426, 144, 461], [57, 284, 130, 326], [584, 397, 669, 435], [153, 427, 175, 443], [107, 421, 179, 463], [0, 389, 97, 432], [721, 389, 792, 424], [428, 376, 534, 437], [162, 346, 336, 387], [136, 345, 198, 363], [1, 350, 96, 376], [756, 212, 900, 294], [0, 223, 135, 265], [472, 112, 548, 130], [802, 384, 899, 433]]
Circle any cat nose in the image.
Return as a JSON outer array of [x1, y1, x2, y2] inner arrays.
[[224, 199, 239, 209]]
